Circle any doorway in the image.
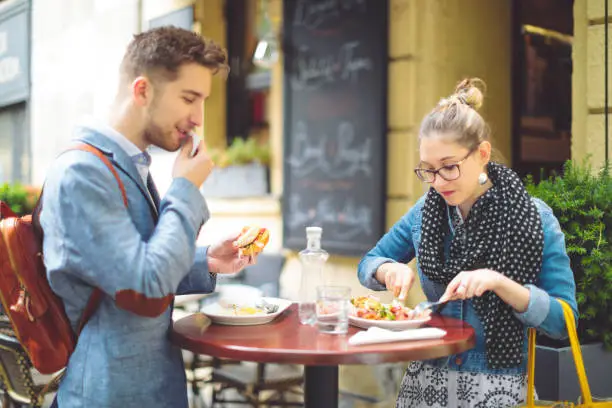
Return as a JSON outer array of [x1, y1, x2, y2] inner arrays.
[[511, 0, 574, 182], [0, 102, 30, 184]]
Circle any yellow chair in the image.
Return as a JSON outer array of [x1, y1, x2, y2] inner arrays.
[[518, 299, 612, 408]]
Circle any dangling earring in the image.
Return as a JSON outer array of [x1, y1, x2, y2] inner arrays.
[[478, 173, 488, 185]]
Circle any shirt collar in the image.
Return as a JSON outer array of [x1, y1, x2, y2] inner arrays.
[[79, 115, 151, 167], [132, 150, 152, 167]]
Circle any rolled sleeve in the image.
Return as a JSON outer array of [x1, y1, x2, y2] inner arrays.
[[513, 284, 550, 328], [357, 198, 423, 292], [360, 257, 395, 291]]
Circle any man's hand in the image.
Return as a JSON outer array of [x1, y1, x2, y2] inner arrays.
[[173, 136, 214, 187], [375, 263, 415, 300], [207, 232, 257, 274]]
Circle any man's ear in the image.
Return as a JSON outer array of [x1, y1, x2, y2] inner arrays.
[[131, 76, 153, 107]]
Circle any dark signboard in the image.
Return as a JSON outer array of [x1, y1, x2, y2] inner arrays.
[[282, 0, 388, 256]]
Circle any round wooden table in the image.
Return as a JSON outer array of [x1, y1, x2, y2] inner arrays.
[[171, 303, 475, 408]]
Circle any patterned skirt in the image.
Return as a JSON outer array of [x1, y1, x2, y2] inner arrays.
[[396, 361, 529, 408]]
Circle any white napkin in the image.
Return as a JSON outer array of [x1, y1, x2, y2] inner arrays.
[[190, 132, 201, 156], [348, 326, 447, 346]]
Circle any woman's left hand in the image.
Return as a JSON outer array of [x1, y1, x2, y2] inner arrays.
[[440, 269, 505, 302]]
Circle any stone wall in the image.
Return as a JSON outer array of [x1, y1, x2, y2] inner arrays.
[[573, 0, 612, 169]]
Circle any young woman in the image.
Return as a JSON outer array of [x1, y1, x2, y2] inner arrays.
[[357, 78, 577, 408]]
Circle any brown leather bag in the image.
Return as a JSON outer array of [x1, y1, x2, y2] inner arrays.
[[0, 143, 127, 374]]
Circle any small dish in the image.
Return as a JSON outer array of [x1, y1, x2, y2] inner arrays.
[[200, 297, 292, 326]]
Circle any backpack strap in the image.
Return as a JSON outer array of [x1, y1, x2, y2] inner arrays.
[[38, 143, 130, 396], [34, 143, 129, 336], [66, 143, 129, 335], [67, 143, 128, 207], [0, 202, 17, 219]]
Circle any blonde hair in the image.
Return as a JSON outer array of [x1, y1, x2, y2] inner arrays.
[[419, 78, 490, 151]]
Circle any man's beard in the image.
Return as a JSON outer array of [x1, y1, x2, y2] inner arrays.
[[143, 119, 180, 152], [142, 96, 181, 152]]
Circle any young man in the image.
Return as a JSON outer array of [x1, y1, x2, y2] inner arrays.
[[41, 27, 251, 407]]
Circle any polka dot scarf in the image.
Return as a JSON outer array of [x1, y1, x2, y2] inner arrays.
[[418, 162, 544, 369]]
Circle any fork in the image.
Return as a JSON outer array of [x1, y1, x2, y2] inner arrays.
[[256, 298, 279, 314], [413, 299, 448, 315]]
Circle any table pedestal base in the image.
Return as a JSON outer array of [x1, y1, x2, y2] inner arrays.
[[304, 365, 338, 408]]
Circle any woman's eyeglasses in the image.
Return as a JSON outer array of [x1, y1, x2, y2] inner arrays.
[[414, 149, 476, 183]]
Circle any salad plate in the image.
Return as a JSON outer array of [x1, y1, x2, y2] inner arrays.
[[349, 296, 432, 331]]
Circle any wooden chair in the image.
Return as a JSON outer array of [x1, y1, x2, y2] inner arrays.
[[0, 318, 58, 408], [209, 253, 304, 407], [173, 295, 242, 406], [210, 360, 303, 407]]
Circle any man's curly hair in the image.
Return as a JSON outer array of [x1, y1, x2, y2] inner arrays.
[[120, 26, 229, 83]]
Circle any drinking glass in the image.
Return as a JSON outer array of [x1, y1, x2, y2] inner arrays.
[[315, 286, 350, 335]]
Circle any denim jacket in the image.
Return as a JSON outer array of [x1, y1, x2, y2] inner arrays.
[[358, 195, 578, 375]]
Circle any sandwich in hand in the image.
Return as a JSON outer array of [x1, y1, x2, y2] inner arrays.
[[234, 226, 269, 258]]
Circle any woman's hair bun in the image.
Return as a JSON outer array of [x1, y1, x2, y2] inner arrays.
[[453, 77, 486, 111]]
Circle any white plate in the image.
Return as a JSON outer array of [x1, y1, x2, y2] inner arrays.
[[348, 314, 432, 331], [200, 297, 292, 326]]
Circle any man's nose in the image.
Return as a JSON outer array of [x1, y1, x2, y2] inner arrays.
[[190, 105, 204, 128]]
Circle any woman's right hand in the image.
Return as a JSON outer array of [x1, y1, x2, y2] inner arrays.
[[375, 262, 415, 300]]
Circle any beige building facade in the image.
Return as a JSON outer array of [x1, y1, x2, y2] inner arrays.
[[30, 0, 600, 311], [189, 0, 514, 306], [573, 0, 612, 169], [25, 0, 607, 403]]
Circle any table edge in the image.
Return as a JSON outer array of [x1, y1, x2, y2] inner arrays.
[[171, 320, 476, 366]]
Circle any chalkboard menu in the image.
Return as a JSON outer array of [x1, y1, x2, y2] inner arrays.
[[282, 0, 388, 256]]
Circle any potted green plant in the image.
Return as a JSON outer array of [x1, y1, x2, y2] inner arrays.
[[0, 183, 40, 217], [525, 159, 612, 401], [201, 136, 271, 198]]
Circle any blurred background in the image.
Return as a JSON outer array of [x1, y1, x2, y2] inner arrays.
[[0, 0, 610, 407]]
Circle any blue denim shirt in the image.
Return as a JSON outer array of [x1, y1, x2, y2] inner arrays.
[[357, 195, 578, 375]]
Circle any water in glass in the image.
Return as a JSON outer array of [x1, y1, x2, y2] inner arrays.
[[316, 286, 350, 334]]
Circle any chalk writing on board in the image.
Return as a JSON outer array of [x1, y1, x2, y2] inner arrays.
[[287, 120, 372, 178], [292, 0, 367, 30], [288, 194, 373, 240], [290, 41, 372, 90], [283, 0, 387, 255]]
